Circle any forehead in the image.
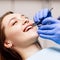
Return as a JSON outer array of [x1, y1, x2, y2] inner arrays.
[[2, 13, 21, 27], [3, 13, 21, 22]]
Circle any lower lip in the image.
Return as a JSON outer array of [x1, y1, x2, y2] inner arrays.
[[26, 27, 35, 32]]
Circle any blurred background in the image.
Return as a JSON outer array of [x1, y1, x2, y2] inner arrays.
[[0, 0, 60, 48]]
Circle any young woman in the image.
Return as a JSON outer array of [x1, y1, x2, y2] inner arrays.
[[0, 11, 42, 60]]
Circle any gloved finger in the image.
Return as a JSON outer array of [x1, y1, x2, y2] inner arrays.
[[37, 29, 55, 35], [33, 12, 40, 24], [33, 11, 44, 25], [39, 34, 54, 40], [38, 8, 48, 19], [38, 9, 52, 24], [42, 8, 51, 18], [40, 34, 60, 44], [39, 8, 51, 19], [33, 10, 44, 23], [42, 17, 57, 25], [38, 24, 55, 30]]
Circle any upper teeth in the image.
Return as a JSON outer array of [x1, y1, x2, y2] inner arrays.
[[25, 26, 32, 32]]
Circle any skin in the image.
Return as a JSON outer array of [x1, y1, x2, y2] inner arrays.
[[2, 13, 40, 59]]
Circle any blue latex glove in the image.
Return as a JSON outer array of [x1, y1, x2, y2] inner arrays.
[[33, 8, 52, 25], [38, 17, 60, 44], [57, 16, 60, 20]]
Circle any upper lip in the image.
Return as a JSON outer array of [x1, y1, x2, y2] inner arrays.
[[23, 23, 34, 32]]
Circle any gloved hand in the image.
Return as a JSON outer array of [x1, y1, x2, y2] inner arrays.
[[37, 17, 60, 44], [33, 8, 52, 25]]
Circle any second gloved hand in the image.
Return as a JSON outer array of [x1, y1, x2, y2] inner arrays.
[[33, 8, 52, 25], [37, 17, 60, 44]]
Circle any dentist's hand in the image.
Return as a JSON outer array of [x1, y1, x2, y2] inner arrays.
[[38, 17, 60, 44], [33, 8, 52, 25]]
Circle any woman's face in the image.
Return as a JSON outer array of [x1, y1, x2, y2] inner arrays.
[[2, 13, 38, 48]]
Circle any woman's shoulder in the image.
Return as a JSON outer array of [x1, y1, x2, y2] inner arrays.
[[27, 46, 60, 60]]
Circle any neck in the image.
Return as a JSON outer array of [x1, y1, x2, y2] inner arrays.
[[14, 42, 42, 60]]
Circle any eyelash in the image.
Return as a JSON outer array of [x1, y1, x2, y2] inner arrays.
[[12, 21, 17, 26]]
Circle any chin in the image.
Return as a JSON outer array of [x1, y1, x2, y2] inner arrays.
[[29, 31, 39, 40], [30, 28, 38, 37], [29, 34, 39, 45]]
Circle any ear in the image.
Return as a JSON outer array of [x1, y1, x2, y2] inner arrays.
[[4, 39, 13, 48]]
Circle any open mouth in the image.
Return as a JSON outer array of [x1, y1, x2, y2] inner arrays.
[[23, 24, 33, 32]]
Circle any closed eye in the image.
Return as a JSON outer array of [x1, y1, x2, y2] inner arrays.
[[12, 21, 17, 26]]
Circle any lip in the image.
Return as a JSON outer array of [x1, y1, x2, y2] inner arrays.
[[23, 23, 34, 32]]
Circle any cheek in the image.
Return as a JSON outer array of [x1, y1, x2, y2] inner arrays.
[[5, 26, 23, 40], [5, 27, 26, 47]]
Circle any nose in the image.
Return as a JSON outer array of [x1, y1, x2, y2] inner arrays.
[[21, 14, 29, 25], [22, 17, 29, 25]]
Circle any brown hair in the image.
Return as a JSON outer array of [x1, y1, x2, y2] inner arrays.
[[0, 11, 23, 60]]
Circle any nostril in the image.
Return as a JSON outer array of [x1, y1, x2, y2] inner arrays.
[[25, 20, 28, 23], [23, 20, 29, 25]]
